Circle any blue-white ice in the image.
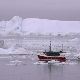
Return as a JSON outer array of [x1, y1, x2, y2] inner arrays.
[[34, 60, 78, 65], [0, 16, 80, 35]]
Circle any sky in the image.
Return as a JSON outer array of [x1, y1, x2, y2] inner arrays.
[[0, 0, 80, 21]]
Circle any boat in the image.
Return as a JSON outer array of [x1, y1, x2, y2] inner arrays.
[[37, 41, 66, 62]]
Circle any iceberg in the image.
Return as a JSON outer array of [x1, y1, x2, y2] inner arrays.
[[0, 16, 80, 35]]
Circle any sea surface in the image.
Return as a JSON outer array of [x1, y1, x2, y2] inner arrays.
[[0, 55, 80, 80]]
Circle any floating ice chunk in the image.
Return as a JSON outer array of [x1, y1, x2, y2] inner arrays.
[[34, 61, 48, 65], [7, 60, 25, 66], [48, 60, 60, 64], [10, 60, 22, 63], [0, 56, 11, 59]]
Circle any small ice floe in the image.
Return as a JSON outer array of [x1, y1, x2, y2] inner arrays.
[[59, 60, 77, 65], [34, 60, 78, 65], [34, 61, 48, 65], [12, 55, 26, 59], [48, 60, 77, 65], [68, 62, 77, 65], [51, 61, 77, 65], [7, 60, 24, 66], [48, 60, 60, 64], [10, 60, 22, 63], [7, 63, 18, 66], [60, 62, 66, 65], [0, 56, 11, 59], [66, 61, 78, 65], [48, 60, 67, 65]]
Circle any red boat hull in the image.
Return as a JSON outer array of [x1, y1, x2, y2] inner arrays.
[[38, 55, 66, 62]]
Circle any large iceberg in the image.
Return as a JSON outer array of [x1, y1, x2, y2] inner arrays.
[[0, 16, 80, 35]]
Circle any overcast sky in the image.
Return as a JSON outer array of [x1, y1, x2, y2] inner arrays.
[[0, 0, 80, 21]]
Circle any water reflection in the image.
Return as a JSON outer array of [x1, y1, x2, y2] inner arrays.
[[46, 64, 64, 80]]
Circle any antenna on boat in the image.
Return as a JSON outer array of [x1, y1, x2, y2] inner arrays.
[[49, 41, 51, 51], [61, 44, 63, 52]]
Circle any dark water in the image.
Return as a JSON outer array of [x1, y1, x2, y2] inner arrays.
[[0, 55, 80, 80]]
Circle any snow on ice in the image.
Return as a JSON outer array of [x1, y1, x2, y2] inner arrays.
[[0, 16, 80, 34], [0, 16, 80, 60]]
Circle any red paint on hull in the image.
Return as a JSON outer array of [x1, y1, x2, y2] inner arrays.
[[38, 55, 66, 62]]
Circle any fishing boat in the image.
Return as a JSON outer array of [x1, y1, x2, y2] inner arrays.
[[37, 41, 66, 62]]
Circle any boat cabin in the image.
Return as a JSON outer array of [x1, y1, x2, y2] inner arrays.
[[43, 41, 64, 56]]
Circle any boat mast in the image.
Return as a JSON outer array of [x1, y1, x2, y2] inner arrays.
[[62, 44, 63, 51], [49, 41, 51, 51]]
